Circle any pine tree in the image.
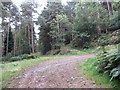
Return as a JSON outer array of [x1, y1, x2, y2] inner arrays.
[[3, 27, 14, 56], [38, 1, 64, 54]]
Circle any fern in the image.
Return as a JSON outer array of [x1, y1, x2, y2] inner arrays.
[[96, 50, 120, 81]]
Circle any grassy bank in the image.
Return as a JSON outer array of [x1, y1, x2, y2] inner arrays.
[[0, 55, 68, 88], [80, 58, 120, 89], [71, 44, 118, 55]]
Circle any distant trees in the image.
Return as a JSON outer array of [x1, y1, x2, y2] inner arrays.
[[20, 2, 38, 54], [16, 29, 30, 54], [64, 1, 76, 24], [37, 1, 119, 53], [38, 1, 64, 54], [1, 0, 120, 57], [72, 3, 108, 48], [3, 27, 14, 56], [50, 14, 72, 48], [1, 1, 38, 58], [1, 1, 16, 57], [109, 2, 120, 30]]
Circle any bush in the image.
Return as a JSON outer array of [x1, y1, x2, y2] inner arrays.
[[96, 30, 120, 46], [59, 47, 71, 55], [96, 50, 120, 81], [31, 53, 41, 58], [46, 49, 60, 55], [1, 53, 13, 63], [22, 54, 35, 60], [1, 57, 7, 63], [10, 56, 22, 62], [1, 53, 38, 63], [109, 30, 120, 44]]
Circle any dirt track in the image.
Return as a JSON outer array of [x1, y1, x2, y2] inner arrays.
[[8, 55, 99, 88]]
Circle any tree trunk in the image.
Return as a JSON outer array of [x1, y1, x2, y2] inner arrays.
[[14, 31, 16, 56], [18, 38, 21, 55], [14, 24, 17, 56], [6, 22, 10, 57], [18, 25, 21, 55], [31, 24, 35, 53], [57, 17, 60, 44], [97, 12, 101, 35], [106, 0, 112, 16], [27, 25, 31, 52]]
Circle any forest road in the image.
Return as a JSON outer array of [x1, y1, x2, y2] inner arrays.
[[8, 55, 100, 88]]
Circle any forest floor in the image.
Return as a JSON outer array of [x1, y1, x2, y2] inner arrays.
[[8, 54, 101, 88]]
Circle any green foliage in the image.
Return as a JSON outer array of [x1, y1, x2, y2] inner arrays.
[[31, 53, 42, 58], [46, 49, 61, 55], [109, 2, 120, 30], [50, 14, 72, 48], [3, 28, 14, 56], [1, 53, 38, 63], [22, 54, 35, 60], [1, 53, 13, 62], [38, 26, 52, 55], [97, 34, 110, 46], [109, 30, 120, 44], [72, 2, 110, 48], [109, 11, 120, 30], [37, 2, 60, 54], [81, 58, 120, 89], [96, 50, 120, 81], [16, 29, 31, 55], [96, 30, 120, 46], [64, 2, 76, 23], [20, 30, 31, 54], [10, 54, 36, 62], [10, 56, 21, 62], [73, 3, 97, 48], [110, 66, 120, 81], [1, 57, 8, 63]]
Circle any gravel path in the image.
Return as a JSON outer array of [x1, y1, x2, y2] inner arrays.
[[8, 55, 99, 88]]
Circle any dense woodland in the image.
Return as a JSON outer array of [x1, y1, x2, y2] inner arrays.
[[0, 0, 120, 88], [1, 0, 120, 56]]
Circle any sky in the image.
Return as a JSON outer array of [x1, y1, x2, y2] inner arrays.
[[12, 0, 68, 9], [12, 0, 47, 11]]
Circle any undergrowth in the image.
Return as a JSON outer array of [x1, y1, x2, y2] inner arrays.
[[81, 58, 120, 90]]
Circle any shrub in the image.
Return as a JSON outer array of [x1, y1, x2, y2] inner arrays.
[[31, 53, 41, 58], [96, 50, 120, 81], [46, 49, 60, 55], [22, 54, 35, 60], [109, 30, 120, 44], [96, 30, 120, 46], [1, 57, 7, 63], [10, 56, 22, 62], [59, 48, 71, 55]]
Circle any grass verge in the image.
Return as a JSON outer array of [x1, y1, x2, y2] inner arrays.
[[0, 55, 68, 88], [71, 44, 118, 55], [80, 58, 120, 90]]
